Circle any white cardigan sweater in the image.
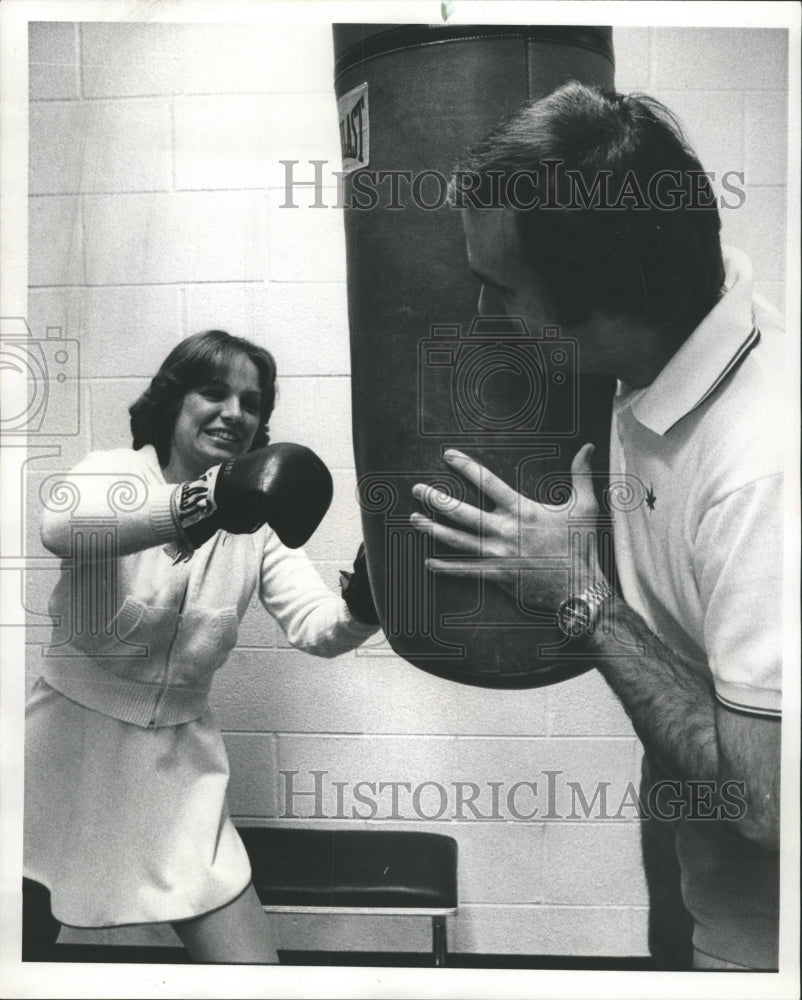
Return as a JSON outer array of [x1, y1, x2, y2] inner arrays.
[[39, 445, 377, 728]]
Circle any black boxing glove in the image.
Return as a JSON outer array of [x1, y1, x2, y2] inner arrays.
[[340, 542, 380, 626], [172, 443, 333, 552]]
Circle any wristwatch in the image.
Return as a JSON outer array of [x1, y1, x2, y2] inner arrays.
[[556, 580, 613, 637]]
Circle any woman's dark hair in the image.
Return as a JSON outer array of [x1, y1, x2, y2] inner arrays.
[[454, 83, 726, 343], [129, 330, 277, 466]]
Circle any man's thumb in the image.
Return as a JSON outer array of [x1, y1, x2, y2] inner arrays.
[[570, 443, 597, 508]]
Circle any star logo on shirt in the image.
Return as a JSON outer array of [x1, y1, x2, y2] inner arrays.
[[645, 485, 657, 512]]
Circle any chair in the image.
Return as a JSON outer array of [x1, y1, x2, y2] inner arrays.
[[237, 827, 458, 966]]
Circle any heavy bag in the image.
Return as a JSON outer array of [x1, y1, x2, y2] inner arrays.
[[334, 24, 616, 687]]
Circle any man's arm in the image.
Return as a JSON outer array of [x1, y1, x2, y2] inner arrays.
[[589, 598, 780, 850], [410, 445, 781, 850]]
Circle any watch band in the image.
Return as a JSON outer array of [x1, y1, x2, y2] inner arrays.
[[556, 579, 613, 637], [584, 580, 613, 614]]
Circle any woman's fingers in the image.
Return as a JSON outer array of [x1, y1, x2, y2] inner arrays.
[[442, 450, 518, 509]]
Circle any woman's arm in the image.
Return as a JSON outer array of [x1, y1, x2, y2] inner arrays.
[[258, 531, 379, 657], [40, 449, 179, 558]]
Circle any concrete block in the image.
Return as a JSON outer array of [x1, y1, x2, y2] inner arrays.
[[2, 451, 51, 561], [174, 96, 274, 191], [745, 91, 788, 186], [248, 25, 335, 95], [272, 157, 344, 204], [268, 375, 353, 469], [630, 905, 649, 955], [650, 89, 744, 179], [191, 23, 334, 96], [273, 734, 459, 822], [81, 23, 193, 97], [267, 187, 346, 283], [266, 93, 342, 189], [270, 734, 639, 824], [183, 283, 269, 344], [81, 23, 334, 98], [755, 282, 786, 316], [212, 644, 550, 737], [720, 186, 787, 283], [264, 282, 351, 377], [652, 27, 788, 91], [542, 822, 648, 906], [87, 379, 149, 452], [548, 669, 635, 737], [183, 281, 351, 376], [29, 196, 84, 287], [24, 566, 61, 649], [224, 732, 278, 817], [613, 27, 651, 91], [29, 23, 78, 101], [175, 92, 340, 191], [451, 902, 645, 955], [303, 469, 362, 562], [28, 286, 183, 378], [22, 550, 60, 624], [83, 192, 269, 285], [29, 99, 172, 195], [455, 821, 544, 904]]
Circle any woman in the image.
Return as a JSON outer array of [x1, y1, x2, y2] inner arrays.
[[24, 330, 379, 963]]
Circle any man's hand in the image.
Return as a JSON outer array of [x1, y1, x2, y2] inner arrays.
[[408, 442, 605, 611]]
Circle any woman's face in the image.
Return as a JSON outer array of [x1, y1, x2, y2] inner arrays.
[[167, 353, 263, 480]]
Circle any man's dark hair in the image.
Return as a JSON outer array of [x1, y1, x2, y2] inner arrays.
[[129, 330, 278, 466], [454, 83, 726, 341]]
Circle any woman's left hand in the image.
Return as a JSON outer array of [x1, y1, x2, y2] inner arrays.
[[409, 443, 602, 612]]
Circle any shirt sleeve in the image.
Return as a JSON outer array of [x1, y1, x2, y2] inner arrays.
[[40, 448, 177, 556], [694, 473, 783, 716], [258, 529, 379, 657]]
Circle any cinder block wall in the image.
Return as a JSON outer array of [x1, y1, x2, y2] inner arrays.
[[26, 23, 788, 956]]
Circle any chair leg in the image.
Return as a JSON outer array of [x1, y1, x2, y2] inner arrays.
[[432, 916, 447, 967]]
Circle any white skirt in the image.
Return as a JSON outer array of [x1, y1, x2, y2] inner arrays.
[[24, 678, 251, 928]]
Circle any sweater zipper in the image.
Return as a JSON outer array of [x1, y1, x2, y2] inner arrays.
[[148, 580, 189, 728]]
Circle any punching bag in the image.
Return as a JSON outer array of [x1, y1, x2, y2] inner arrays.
[[334, 25, 616, 687]]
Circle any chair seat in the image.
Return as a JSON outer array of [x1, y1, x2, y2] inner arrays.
[[238, 828, 458, 911]]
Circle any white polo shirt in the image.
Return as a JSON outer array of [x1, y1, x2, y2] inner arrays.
[[610, 247, 784, 718]]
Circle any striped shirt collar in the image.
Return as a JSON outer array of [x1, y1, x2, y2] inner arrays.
[[618, 247, 759, 436]]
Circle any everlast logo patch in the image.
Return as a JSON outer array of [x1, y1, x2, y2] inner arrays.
[[337, 83, 369, 172]]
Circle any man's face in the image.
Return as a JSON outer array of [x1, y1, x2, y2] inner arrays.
[[461, 208, 613, 376], [462, 207, 551, 321]]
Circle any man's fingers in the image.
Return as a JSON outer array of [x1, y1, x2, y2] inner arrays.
[[409, 513, 484, 555], [569, 443, 600, 513], [425, 558, 503, 578], [426, 557, 544, 574], [411, 484, 482, 530], [443, 450, 518, 509]]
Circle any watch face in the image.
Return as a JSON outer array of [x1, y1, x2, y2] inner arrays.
[[557, 597, 592, 637]]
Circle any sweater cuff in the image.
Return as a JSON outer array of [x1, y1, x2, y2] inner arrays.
[[149, 484, 182, 543], [342, 601, 382, 636]]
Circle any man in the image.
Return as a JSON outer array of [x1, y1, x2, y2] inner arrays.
[[409, 83, 783, 970]]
